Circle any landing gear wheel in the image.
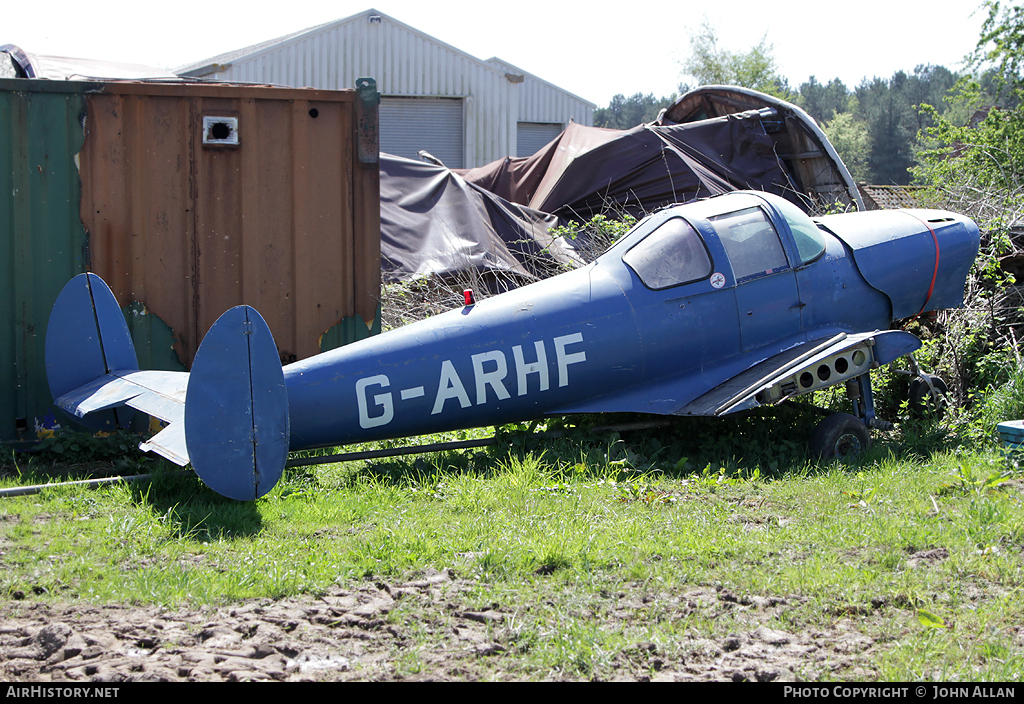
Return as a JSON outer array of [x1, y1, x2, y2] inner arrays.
[[810, 413, 871, 460], [908, 374, 949, 418]]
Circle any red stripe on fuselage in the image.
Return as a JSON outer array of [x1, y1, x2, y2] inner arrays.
[[900, 210, 940, 316]]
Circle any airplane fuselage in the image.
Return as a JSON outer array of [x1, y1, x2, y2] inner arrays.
[[282, 192, 975, 450]]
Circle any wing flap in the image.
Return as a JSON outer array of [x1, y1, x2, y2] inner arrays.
[[677, 338, 843, 416], [680, 330, 920, 416]]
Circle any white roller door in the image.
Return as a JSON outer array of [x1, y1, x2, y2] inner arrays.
[[517, 122, 563, 157], [380, 97, 464, 168]]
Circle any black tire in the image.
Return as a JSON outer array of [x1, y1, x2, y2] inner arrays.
[[810, 413, 871, 460], [908, 374, 949, 418]]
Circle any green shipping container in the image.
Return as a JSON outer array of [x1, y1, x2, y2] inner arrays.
[[0, 79, 95, 442]]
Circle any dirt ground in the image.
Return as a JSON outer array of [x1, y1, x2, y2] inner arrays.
[[0, 567, 884, 682]]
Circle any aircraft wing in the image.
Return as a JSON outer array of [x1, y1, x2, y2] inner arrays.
[[54, 369, 190, 465], [678, 330, 921, 416]]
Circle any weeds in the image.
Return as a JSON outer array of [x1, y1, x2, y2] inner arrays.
[[938, 462, 1013, 496], [1, 430, 156, 477], [378, 210, 638, 333]]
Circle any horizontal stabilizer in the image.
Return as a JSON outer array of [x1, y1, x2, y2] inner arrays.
[[119, 371, 189, 422], [54, 369, 188, 424], [52, 366, 190, 467], [139, 422, 189, 466]]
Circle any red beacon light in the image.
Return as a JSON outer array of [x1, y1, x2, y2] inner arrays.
[[463, 289, 475, 306]]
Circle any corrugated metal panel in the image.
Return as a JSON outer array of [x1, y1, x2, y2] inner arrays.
[[319, 304, 380, 353], [204, 11, 518, 167], [380, 97, 463, 167], [122, 302, 186, 373], [486, 58, 595, 127], [517, 78, 593, 125], [0, 79, 94, 441], [79, 81, 381, 369]]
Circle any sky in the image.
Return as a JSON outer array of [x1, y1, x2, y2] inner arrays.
[[7, 0, 989, 107]]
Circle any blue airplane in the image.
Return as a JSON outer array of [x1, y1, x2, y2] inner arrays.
[[45, 191, 980, 500]]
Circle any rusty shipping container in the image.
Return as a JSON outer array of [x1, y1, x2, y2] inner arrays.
[[0, 77, 381, 442]]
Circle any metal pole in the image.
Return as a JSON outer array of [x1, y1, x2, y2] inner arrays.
[[285, 418, 677, 468], [0, 471, 180, 498]]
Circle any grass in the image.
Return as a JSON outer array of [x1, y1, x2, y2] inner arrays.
[[1, 410, 1023, 680]]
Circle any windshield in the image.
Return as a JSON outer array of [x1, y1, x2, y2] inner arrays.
[[773, 198, 827, 264]]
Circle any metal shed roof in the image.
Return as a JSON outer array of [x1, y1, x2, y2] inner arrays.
[[179, 9, 508, 84], [858, 184, 928, 210]]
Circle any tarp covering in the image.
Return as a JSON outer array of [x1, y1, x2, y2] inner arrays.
[[458, 111, 797, 222], [380, 153, 576, 283], [380, 109, 802, 282]]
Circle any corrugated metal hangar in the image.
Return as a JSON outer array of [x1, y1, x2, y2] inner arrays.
[[177, 8, 595, 168]]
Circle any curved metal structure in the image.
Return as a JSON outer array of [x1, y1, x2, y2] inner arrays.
[[658, 85, 864, 211]]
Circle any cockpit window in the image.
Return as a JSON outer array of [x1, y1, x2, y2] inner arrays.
[[709, 207, 789, 281], [773, 197, 827, 264], [623, 217, 712, 289]]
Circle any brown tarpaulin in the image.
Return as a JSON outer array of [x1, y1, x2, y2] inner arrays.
[[457, 111, 797, 222], [381, 108, 805, 283]]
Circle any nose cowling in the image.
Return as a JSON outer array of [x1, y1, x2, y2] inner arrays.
[[817, 209, 980, 320]]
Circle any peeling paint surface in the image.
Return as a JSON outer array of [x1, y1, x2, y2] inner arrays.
[[0, 78, 381, 441], [0, 79, 92, 440], [79, 82, 381, 369]]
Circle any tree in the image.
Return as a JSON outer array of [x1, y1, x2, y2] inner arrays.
[[915, 2, 1024, 197], [840, 65, 960, 184], [910, 2, 1024, 404], [901, 64, 960, 131], [973, 0, 1024, 93], [797, 76, 849, 124], [679, 18, 791, 98], [594, 93, 676, 129], [855, 75, 919, 184], [823, 112, 870, 183]]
